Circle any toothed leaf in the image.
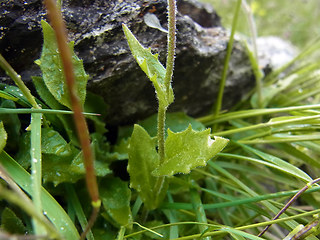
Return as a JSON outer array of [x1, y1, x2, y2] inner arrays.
[[36, 20, 89, 109], [122, 24, 174, 107], [152, 125, 229, 176]]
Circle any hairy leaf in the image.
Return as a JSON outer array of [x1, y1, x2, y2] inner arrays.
[[36, 21, 89, 109], [128, 124, 167, 209], [101, 177, 132, 228], [153, 125, 229, 176], [123, 24, 174, 107]]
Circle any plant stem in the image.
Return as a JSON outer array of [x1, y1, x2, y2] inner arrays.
[[157, 105, 166, 163], [0, 54, 39, 109], [258, 178, 320, 237], [157, 0, 176, 164], [0, 184, 61, 239], [43, 0, 100, 234], [164, 0, 176, 93], [213, 0, 242, 118]]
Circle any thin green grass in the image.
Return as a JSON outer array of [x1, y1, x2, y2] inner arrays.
[[1, 1, 320, 239]]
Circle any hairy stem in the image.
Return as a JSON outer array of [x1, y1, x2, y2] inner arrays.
[[158, 0, 177, 164], [157, 105, 166, 163], [164, 0, 176, 92], [43, 0, 100, 233]]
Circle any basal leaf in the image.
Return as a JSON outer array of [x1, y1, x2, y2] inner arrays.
[[101, 177, 132, 228], [70, 150, 111, 177], [41, 128, 72, 156], [153, 125, 229, 176], [16, 127, 72, 169], [36, 20, 89, 109], [127, 124, 168, 210], [32, 76, 78, 144], [122, 24, 174, 107], [1, 208, 27, 234], [0, 121, 7, 153], [42, 148, 82, 186]]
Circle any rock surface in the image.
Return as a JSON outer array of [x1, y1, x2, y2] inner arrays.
[[0, 0, 254, 125], [256, 36, 298, 71]]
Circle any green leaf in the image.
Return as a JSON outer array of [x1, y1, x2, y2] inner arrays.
[[70, 150, 111, 177], [101, 177, 133, 228], [0, 121, 7, 153], [36, 20, 89, 109], [118, 112, 205, 139], [32, 76, 78, 144], [42, 148, 83, 186], [1, 208, 27, 234], [240, 143, 312, 182], [152, 125, 229, 176], [41, 128, 72, 156], [0, 100, 19, 152], [0, 151, 80, 239], [16, 128, 73, 168], [2, 85, 30, 107], [0, 90, 18, 102], [251, 74, 296, 108], [140, 112, 205, 138], [122, 24, 174, 107], [127, 124, 168, 210]]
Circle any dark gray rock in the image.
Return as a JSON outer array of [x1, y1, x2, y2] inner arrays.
[[0, 0, 254, 125]]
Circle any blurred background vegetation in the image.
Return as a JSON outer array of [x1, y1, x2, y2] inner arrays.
[[200, 0, 320, 49]]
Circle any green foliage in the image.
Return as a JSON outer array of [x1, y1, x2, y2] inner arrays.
[[1, 208, 27, 234], [128, 124, 168, 210], [153, 126, 229, 176], [0, 151, 79, 239], [123, 21, 229, 210], [101, 177, 133, 228], [0, 121, 7, 153], [122, 24, 174, 108], [1, 1, 320, 240], [35, 21, 89, 109], [118, 112, 206, 139]]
